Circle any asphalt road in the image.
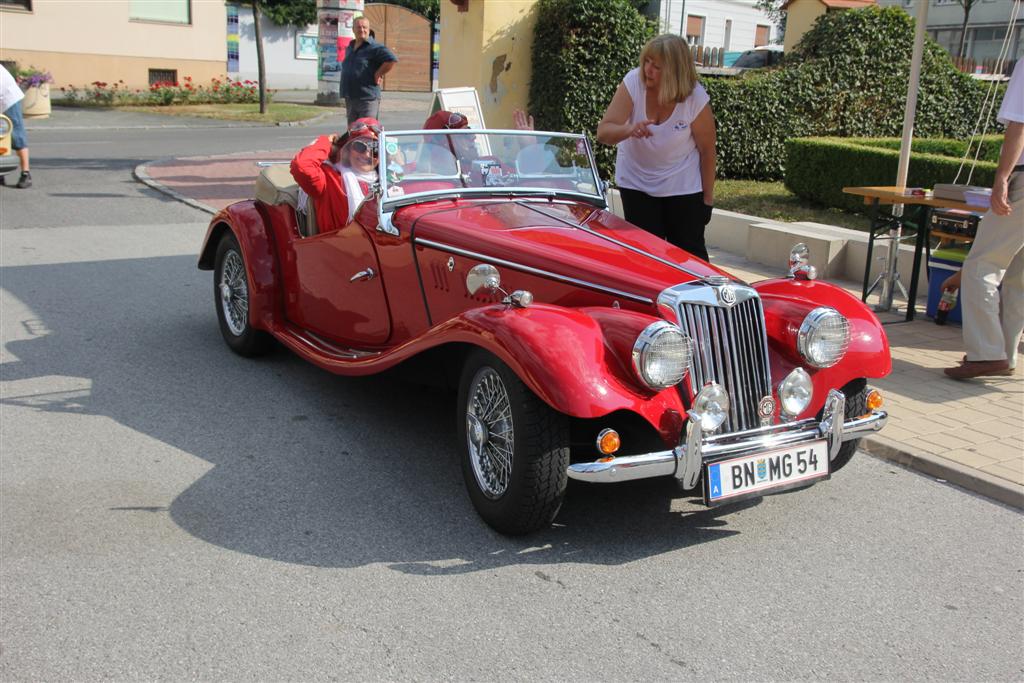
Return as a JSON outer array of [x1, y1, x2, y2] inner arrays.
[[1, 113, 1022, 680]]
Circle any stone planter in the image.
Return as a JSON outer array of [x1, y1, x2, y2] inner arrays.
[[22, 84, 51, 118]]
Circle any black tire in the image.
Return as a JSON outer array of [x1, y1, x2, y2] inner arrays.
[[213, 233, 272, 357], [457, 349, 570, 535], [829, 379, 869, 473]]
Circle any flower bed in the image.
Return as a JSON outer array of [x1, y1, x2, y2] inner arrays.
[[59, 76, 269, 107]]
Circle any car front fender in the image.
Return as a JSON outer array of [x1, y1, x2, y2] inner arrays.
[[197, 202, 280, 332], [755, 278, 891, 416], [443, 304, 687, 445]]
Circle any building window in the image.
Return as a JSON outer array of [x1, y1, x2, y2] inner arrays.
[[0, 0, 32, 10], [149, 69, 178, 86], [131, 0, 190, 24], [686, 15, 705, 46], [971, 26, 1011, 62], [755, 24, 771, 47]]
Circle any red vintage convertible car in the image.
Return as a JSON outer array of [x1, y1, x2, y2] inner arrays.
[[198, 128, 890, 535]]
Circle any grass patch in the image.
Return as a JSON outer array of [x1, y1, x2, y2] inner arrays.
[[715, 179, 871, 232], [112, 103, 326, 123]]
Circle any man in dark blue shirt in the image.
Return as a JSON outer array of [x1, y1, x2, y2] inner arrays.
[[340, 16, 398, 125]]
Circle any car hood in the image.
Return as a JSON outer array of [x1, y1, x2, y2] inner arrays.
[[401, 199, 735, 301]]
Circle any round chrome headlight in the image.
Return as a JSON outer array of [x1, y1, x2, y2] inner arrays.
[[691, 382, 730, 432], [632, 321, 693, 390], [779, 367, 814, 417], [798, 307, 850, 368]]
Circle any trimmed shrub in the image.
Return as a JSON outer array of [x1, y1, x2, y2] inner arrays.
[[851, 135, 1002, 162], [784, 137, 998, 212], [529, 0, 656, 180], [705, 6, 1004, 180]]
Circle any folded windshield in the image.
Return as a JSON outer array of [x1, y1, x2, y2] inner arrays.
[[379, 130, 603, 203]]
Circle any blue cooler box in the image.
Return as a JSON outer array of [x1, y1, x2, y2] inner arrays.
[[927, 247, 970, 324]]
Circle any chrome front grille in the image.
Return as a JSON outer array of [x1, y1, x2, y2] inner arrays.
[[659, 279, 773, 433]]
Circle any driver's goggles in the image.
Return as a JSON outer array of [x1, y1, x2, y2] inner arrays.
[[445, 112, 468, 129], [351, 139, 378, 155], [349, 121, 382, 136]]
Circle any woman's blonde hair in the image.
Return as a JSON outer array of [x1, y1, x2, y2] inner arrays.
[[639, 34, 698, 105]]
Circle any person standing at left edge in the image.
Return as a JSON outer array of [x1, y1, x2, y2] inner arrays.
[[340, 15, 397, 126], [0, 64, 31, 188]]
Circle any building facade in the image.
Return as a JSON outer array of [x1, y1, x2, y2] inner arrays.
[[229, 4, 319, 90], [0, 0, 227, 89], [878, 0, 1024, 68], [657, 0, 778, 52]]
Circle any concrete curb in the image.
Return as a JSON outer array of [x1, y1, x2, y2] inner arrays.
[[133, 160, 218, 215], [861, 436, 1024, 510], [277, 110, 337, 127]]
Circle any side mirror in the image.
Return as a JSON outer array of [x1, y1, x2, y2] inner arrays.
[[466, 264, 501, 295]]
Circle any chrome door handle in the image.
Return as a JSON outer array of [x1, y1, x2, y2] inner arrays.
[[349, 268, 375, 282]]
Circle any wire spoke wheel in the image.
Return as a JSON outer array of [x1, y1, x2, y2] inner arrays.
[[466, 367, 514, 499], [458, 350, 570, 535], [219, 250, 249, 337], [213, 232, 271, 357]]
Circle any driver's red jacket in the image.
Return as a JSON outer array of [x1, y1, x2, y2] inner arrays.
[[290, 135, 351, 233]]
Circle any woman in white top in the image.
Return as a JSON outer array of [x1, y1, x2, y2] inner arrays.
[[597, 34, 717, 261]]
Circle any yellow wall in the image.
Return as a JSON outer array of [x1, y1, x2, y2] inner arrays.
[[439, 0, 538, 128], [783, 0, 827, 53], [0, 0, 226, 89]]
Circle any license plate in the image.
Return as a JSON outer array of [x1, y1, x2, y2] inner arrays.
[[704, 440, 829, 505]]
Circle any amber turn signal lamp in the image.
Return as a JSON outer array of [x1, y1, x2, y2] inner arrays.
[[866, 389, 884, 412], [596, 428, 621, 455]]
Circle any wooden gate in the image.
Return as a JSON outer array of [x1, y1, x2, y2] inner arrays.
[[364, 3, 431, 92]]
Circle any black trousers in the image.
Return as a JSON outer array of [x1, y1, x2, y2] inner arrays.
[[619, 187, 711, 262]]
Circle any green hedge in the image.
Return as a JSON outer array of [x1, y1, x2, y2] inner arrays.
[[705, 6, 1004, 180], [850, 135, 1002, 162], [784, 137, 998, 212], [529, 0, 656, 180]]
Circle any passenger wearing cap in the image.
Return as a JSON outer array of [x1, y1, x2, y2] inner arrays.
[[419, 109, 536, 175], [291, 117, 381, 235]]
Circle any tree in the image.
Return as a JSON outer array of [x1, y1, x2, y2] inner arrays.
[[262, 0, 317, 27], [754, 0, 786, 43], [955, 0, 980, 59], [237, 0, 317, 115], [387, 0, 440, 22]]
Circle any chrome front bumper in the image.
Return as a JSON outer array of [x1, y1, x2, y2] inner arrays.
[[566, 389, 887, 486]]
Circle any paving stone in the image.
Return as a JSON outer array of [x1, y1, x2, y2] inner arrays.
[[941, 448, 1000, 469], [979, 463, 1024, 486]]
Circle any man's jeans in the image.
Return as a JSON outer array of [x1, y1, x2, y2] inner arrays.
[[345, 97, 380, 126]]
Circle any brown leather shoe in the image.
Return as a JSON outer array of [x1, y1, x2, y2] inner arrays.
[[944, 359, 1012, 379], [959, 356, 1014, 376]]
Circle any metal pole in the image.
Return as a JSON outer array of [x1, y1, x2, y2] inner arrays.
[[878, 0, 928, 312]]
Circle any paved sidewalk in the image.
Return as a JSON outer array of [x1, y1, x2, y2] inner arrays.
[[137, 151, 1024, 510]]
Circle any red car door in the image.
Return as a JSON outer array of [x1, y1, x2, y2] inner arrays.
[[287, 212, 391, 346]]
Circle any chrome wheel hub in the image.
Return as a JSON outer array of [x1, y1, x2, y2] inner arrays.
[[219, 250, 249, 337], [466, 367, 513, 499]]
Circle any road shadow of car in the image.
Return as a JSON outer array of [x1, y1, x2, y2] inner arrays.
[[2, 254, 761, 574]]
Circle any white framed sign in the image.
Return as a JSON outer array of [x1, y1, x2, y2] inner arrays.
[[429, 87, 486, 129], [296, 33, 318, 60]]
